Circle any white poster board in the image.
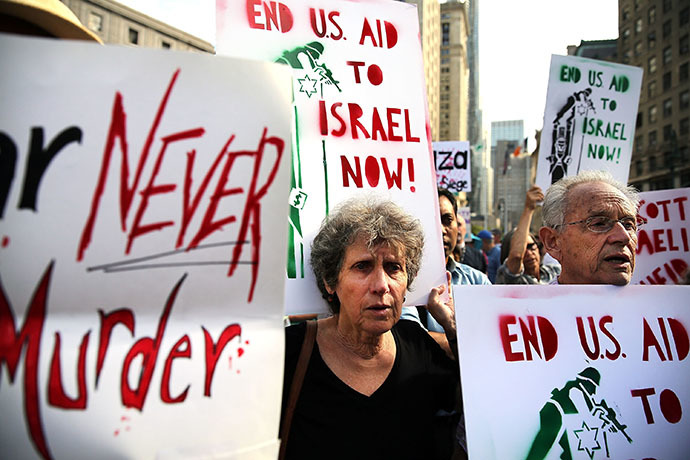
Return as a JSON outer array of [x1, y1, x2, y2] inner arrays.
[[634, 188, 690, 285], [433, 141, 472, 192], [0, 35, 292, 459], [455, 285, 690, 460], [536, 55, 642, 192], [216, 0, 446, 314]]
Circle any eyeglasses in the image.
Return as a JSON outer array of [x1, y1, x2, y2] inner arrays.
[[555, 215, 647, 234]]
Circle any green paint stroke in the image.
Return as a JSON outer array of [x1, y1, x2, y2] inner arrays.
[[322, 139, 329, 215]]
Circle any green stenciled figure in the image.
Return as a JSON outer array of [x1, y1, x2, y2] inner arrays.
[[526, 367, 632, 460], [275, 42, 341, 279]]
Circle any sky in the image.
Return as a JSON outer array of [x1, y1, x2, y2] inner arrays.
[[118, 0, 620, 150]]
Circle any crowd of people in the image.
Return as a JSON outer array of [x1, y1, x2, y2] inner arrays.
[[281, 169, 653, 459], [0, 2, 678, 459]]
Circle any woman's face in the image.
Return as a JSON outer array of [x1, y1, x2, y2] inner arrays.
[[523, 236, 541, 277], [327, 236, 408, 336]]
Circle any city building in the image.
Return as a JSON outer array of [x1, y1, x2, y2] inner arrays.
[[398, 0, 440, 141], [466, 0, 482, 147], [491, 120, 526, 232], [62, 0, 213, 53], [439, 0, 469, 142], [618, 0, 690, 190], [567, 39, 619, 62]]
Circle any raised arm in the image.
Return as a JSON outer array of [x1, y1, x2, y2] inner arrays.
[[505, 185, 544, 275]]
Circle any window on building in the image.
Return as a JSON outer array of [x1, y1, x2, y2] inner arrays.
[[648, 30, 656, 49], [634, 0, 641, 11], [663, 46, 673, 64], [636, 160, 643, 176], [649, 130, 658, 146], [441, 48, 450, 55], [664, 150, 673, 167], [636, 18, 643, 33], [681, 117, 689, 136], [442, 23, 450, 46], [441, 58, 450, 64], [650, 155, 657, 171], [648, 80, 657, 98], [664, 98, 673, 117], [681, 63, 689, 82], [441, 67, 449, 73], [649, 105, 658, 124], [680, 7, 689, 26], [663, 19, 672, 38], [663, 0, 672, 14], [680, 35, 689, 55], [128, 28, 139, 45], [649, 6, 656, 24], [663, 124, 673, 141], [650, 56, 658, 74], [636, 134, 644, 151], [88, 12, 103, 32], [663, 71, 672, 90], [681, 146, 689, 162], [162, 41, 171, 49], [681, 90, 690, 110], [623, 28, 631, 44], [636, 111, 643, 128]]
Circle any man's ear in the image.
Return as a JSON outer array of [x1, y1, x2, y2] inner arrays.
[[539, 226, 562, 262]]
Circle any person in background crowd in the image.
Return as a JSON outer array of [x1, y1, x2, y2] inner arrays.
[[281, 197, 459, 459], [478, 229, 500, 283], [403, 188, 490, 353], [491, 228, 502, 251], [453, 214, 488, 274], [0, 0, 102, 42], [539, 170, 642, 285], [495, 186, 561, 284]]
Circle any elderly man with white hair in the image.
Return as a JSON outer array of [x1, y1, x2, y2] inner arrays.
[[538, 170, 643, 285]]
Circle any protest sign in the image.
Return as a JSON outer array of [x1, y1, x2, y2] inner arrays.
[[455, 285, 690, 460], [433, 141, 472, 193], [0, 35, 292, 459], [634, 188, 690, 285], [536, 55, 642, 192], [216, 0, 446, 314]]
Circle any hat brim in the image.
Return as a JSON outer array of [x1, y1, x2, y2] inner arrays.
[[0, 0, 102, 43]]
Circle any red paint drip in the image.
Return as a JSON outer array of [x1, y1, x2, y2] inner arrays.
[[245, 340, 250, 345], [238, 347, 245, 358], [121, 415, 130, 422], [228, 356, 232, 369], [1, 236, 8, 247], [114, 430, 120, 437], [407, 158, 415, 192]]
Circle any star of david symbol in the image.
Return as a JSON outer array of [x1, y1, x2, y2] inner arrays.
[[297, 74, 318, 98], [573, 421, 602, 459], [577, 104, 588, 115]]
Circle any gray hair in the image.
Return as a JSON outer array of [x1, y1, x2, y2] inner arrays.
[[310, 197, 425, 313], [542, 170, 640, 228]]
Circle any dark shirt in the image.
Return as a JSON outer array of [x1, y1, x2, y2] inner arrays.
[[460, 245, 487, 273], [281, 320, 459, 459]]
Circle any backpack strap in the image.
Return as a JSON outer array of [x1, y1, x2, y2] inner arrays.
[[278, 320, 317, 460]]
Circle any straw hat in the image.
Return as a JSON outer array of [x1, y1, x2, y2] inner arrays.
[[0, 0, 103, 43]]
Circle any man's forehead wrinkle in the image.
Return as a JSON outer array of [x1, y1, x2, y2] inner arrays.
[[566, 183, 634, 219]]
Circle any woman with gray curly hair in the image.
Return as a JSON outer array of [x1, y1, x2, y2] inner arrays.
[[280, 197, 459, 460]]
